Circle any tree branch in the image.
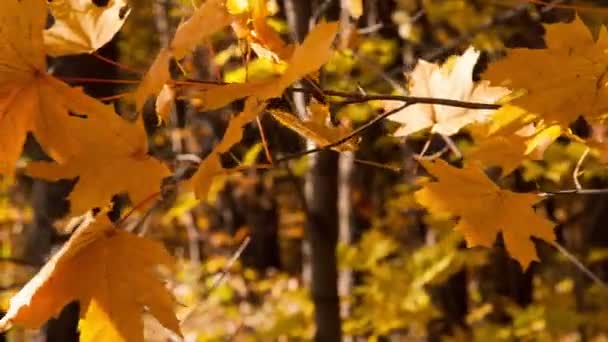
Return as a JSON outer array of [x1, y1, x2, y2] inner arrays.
[[275, 103, 409, 163], [287, 87, 501, 110], [540, 188, 608, 196]]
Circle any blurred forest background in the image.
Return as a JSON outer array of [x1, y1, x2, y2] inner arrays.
[[3, 0, 608, 341]]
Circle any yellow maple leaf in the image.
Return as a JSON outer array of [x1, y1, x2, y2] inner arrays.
[[0, 0, 134, 175], [135, 0, 232, 111], [230, 0, 293, 62], [192, 97, 266, 198], [44, 0, 131, 56], [0, 216, 181, 341], [25, 119, 171, 216], [248, 0, 293, 61], [466, 134, 528, 176], [270, 101, 357, 151], [386, 46, 509, 137], [467, 105, 563, 175], [192, 21, 339, 110], [415, 159, 556, 269], [484, 16, 608, 127]]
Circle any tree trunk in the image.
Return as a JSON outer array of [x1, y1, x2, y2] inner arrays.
[[307, 151, 341, 341], [283, 0, 342, 340]]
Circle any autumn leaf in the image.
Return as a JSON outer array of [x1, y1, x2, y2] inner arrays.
[[570, 2, 608, 40], [44, 0, 131, 56], [25, 119, 171, 216], [170, 0, 232, 60], [135, 48, 172, 113], [156, 85, 176, 123], [192, 21, 339, 110], [345, 0, 363, 19], [466, 104, 562, 175], [134, 0, 232, 111], [0, 0, 134, 175], [415, 159, 556, 269], [0, 216, 181, 342], [243, 0, 293, 61], [192, 97, 266, 198], [484, 16, 608, 127], [270, 101, 357, 151], [386, 46, 509, 137], [466, 134, 528, 176]]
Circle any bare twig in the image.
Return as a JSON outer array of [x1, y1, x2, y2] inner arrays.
[[275, 103, 409, 163], [256, 116, 274, 163], [550, 240, 608, 291], [573, 147, 590, 190], [287, 87, 501, 110], [440, 134, 462, 159], [539, 188, 608, 196]]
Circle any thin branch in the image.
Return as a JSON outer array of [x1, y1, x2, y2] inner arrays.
[[352, 158, 401, 172], [539, 188, 608, 196], [440, 134, 462, 159], [58, 77, 140, 84], [256, 116, 274, 164], [573, 147, 590, 190], [550, 240, 608, 291], [287, 87, 501, 110], [170, 79, 501, 110], [275, 104, 409, 163], [92, 53, 143, 75]]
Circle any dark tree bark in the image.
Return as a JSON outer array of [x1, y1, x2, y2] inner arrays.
[[283, 1, 342, 340], [307, 151, 341, 342]]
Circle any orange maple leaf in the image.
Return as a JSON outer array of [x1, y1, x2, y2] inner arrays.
[[0, 0, 135, 175], [484, 16, 608, 127], [0, 215, 181, 342], [25, 119, 170, 216], [230, 0, 294, 61], [415, 159, 556, 269]]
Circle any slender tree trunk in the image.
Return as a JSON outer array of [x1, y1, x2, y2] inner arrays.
[[307, 151, 341, 341], [283, 1, 342, 340]]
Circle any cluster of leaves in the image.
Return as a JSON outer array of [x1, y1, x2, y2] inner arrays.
[[2, 0, 608, 340]]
